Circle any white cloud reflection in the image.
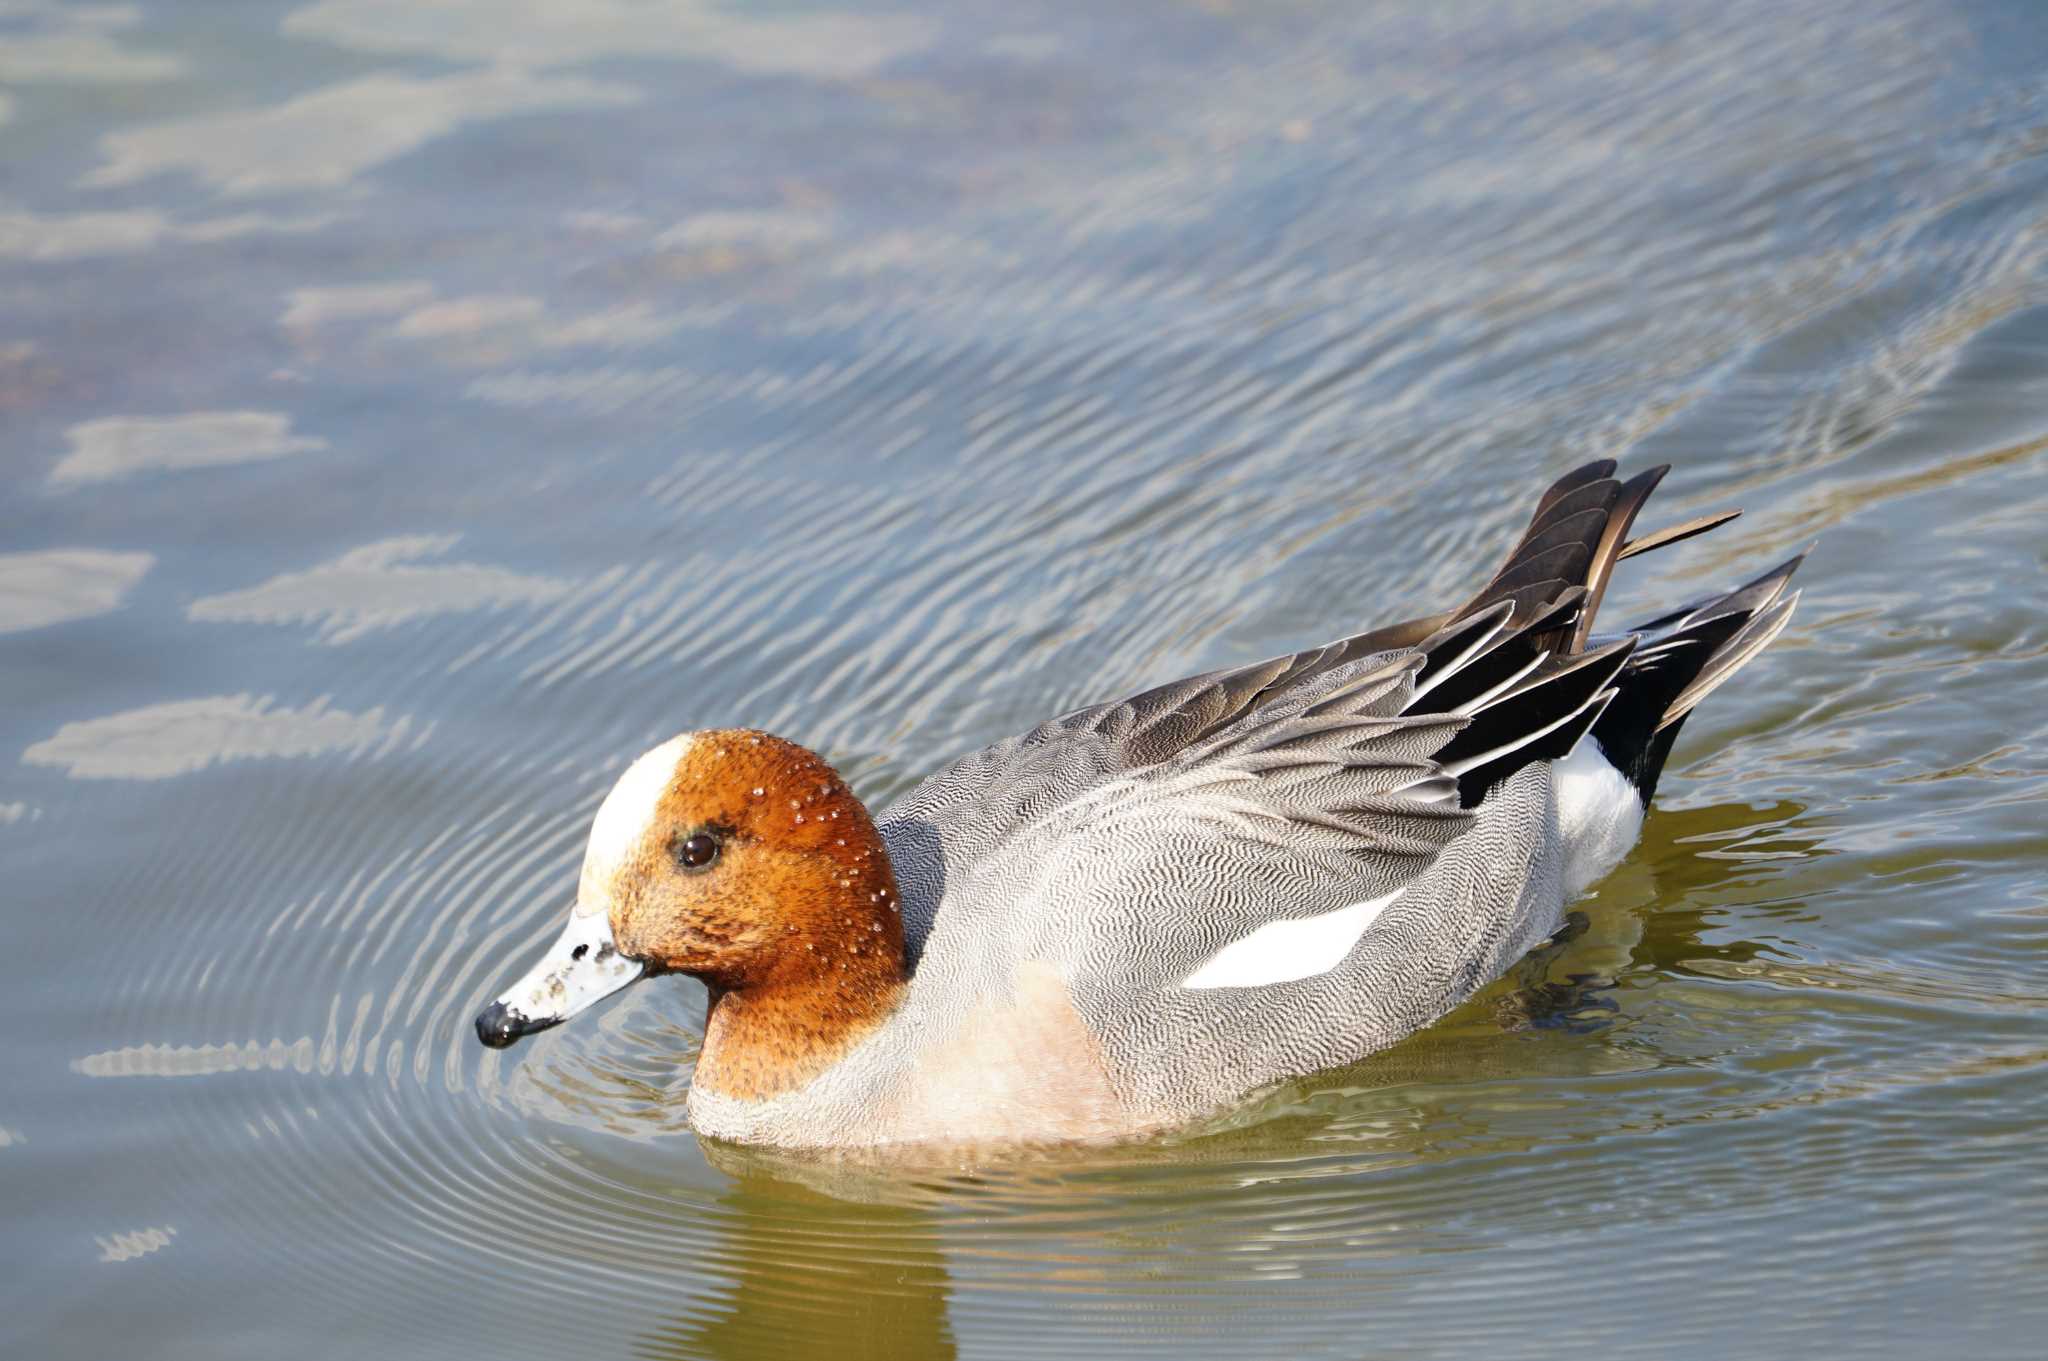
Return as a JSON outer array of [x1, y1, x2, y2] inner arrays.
[[50, 411, 325, 486], [85, 68, 636, 195], [95, 1226, 178, 1264], [23, 694, 421, 780], [0, 208, 335, 261], [656, 209, 833, 254], [390, 295, 684, 360], [280, 281, 436, 328], [187, 535, 569, 643], [285, 0, 932, 80], [0, 549, 153, 633], [0, 2, 184, 84], [0, 210, 164, 259], [75, 1037, 316, 1079], [281, 281, 688, 364]]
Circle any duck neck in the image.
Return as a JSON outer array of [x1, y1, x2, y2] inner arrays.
[[692, 878, 909, 1103]]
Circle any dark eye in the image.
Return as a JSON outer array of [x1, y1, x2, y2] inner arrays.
[[674, 831, 721, 871]]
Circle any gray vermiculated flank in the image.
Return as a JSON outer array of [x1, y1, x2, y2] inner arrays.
[[876, 649, 1558, 1130]]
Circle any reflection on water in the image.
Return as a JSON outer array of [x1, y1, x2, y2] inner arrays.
[[639, 1170, 957, 1361], [187, 536, 570, 643], [49, 411, 326, 486], [285, 0, 935, 80], [0, 548, 153, 633], [0, 206, 334, 261], [23, 693, 420, 780], [86, 69, 640, 196], [7, 0, 2048, 1356]]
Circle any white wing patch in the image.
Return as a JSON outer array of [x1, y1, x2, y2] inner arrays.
[[1552, 735, 1644, 898], [1179, 888, 1403, 990]]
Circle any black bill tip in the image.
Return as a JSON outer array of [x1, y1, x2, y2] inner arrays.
[[475, 1000, 550, 1049]]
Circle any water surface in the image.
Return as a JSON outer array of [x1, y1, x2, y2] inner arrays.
[[6, 1, 2048, 1356]]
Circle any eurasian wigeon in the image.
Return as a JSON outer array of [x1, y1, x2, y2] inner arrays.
[[476, 461, 1802, 1148]]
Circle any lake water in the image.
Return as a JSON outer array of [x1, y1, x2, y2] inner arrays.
[[6, 0, 2048, 1356]]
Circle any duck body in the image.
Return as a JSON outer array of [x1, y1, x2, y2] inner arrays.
[[477, 461, 1803, 1150], [693, 674, 1574, 1148]]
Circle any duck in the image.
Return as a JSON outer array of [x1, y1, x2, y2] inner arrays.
[[475, 460, 1803, 1149]]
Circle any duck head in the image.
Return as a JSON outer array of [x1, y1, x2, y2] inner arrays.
[[475, 730, 907, 1095]]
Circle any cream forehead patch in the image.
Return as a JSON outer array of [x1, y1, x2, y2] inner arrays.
[[578, 732, 694, 909]]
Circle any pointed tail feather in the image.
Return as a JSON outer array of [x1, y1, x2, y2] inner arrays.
[[1590, 552, 1805, 800], [1415, 461, 1801, 805]]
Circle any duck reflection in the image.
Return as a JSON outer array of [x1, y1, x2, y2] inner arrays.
[[1413, 795, 1827, 1054], [1526, 794, 1828, 1010], [633, 1156, 957, 1361]]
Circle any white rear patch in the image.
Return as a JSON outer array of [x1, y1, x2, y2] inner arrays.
[[1552, 736, 1644, 898], [1180, 888, 1403, 990], [578, 733, 693, 908]]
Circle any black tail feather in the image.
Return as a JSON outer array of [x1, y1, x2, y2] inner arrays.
[[1412, 461, 1803, 807], [1591, 553, 1804, 800], [1435, 637, 1635, 805]]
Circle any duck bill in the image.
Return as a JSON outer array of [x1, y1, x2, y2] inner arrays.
[[475, 905, 643, 1049]]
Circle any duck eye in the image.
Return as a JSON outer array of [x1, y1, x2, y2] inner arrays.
[[674, 831, 721, 872]]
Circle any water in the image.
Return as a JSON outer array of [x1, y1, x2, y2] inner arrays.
[[6, 0, 2048, 1355]]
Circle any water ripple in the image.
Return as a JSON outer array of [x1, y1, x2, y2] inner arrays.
[[10, 0, 2048, 1357]]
